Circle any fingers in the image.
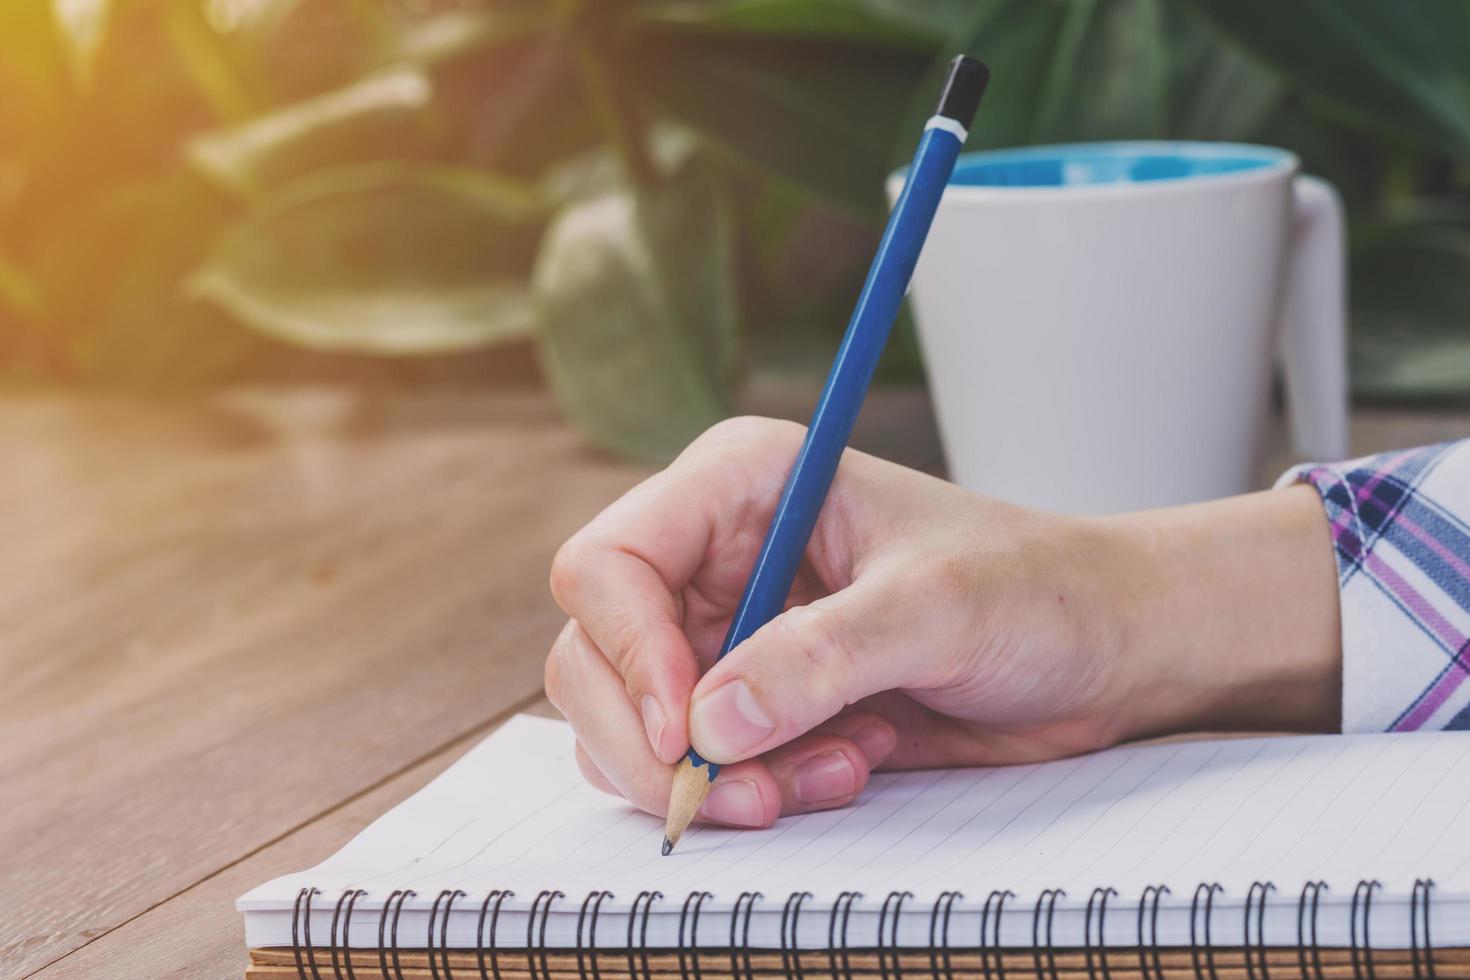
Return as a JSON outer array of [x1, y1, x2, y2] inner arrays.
[[761, 712, 897, 813], [549, 619, 897, 823], [550, 522, 700, 764], [547, 619, 778, 826], [814, 710, 900, 770], [549, 417, 819, 765], [686, 576, 918, 764], [547, 620, 689, 814]]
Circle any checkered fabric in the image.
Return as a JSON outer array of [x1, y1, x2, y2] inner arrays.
[[1279, 441, 1470, 732]]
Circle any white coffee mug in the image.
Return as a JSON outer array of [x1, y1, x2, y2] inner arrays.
[[888, 141, 1348, 515]]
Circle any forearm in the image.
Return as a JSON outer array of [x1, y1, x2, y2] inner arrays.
[[1102, 483, 1343, 740]]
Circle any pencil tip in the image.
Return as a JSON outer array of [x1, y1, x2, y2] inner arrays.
[[664, 754, 713, 857], [661, 836, 674, 857]]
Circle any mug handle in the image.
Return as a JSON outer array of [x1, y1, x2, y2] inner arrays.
[[1277, 174, 1349, 460]]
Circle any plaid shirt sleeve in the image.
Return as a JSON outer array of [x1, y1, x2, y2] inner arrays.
[[1277, 440, 1470, 732]]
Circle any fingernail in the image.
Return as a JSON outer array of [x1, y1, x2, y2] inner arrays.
[[851, 721, 897, 768], [794, 751, 858, 805], [640, 693, 666, 755], [689, 679, 775, 761], [699, 778, 765, 826]]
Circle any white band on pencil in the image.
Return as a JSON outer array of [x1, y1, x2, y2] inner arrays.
[[924, 115, 968, 141]]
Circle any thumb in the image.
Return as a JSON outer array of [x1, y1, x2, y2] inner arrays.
[[688, 581, 910, 764]]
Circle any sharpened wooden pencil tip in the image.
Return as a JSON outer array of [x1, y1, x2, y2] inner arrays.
[[663, 756, 714, 855], [661, 837, 673, 856]]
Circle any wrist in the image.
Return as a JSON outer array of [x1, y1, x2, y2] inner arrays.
[[1099, 484, 1343, 741]]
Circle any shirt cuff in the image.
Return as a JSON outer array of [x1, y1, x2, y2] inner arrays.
[[1276, 441, 1470, 733]]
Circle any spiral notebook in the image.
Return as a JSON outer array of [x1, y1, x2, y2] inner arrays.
[[240, 714, 1470, 979]]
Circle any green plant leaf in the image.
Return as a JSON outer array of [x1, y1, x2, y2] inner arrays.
[[624, 33, 931, 215], [27, 172, 252, 387], [1179, 0, 1470, 154], [419, 27, 594, 177], [188, 163, 545, 355], [1351, 210, 1470, 402], [1045, 0, 1167, 139], [187, 69, 435, 196], [533, 158, 739, 461], [1163, 6, 1283, 141], [635, 0, 942, 49], [895, 0, 1168, 157], [858, 0, 982, 33], [540, 125, 700, 206]]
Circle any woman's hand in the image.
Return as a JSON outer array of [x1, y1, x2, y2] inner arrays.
[[544, 416, 1341, 829]]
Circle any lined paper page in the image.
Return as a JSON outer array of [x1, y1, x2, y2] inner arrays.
[[241, 715, 1470, 949]]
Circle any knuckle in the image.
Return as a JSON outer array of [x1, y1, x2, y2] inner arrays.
[[600, 608, 643, 680], [697, 415, 765, 447], [690, 416, 803, 457], [777, 604, 858, 709]]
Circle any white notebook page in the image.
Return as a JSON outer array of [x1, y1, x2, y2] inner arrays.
[[240, 715, 1470, 949]]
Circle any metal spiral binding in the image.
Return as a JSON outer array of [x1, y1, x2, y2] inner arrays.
[[1243, 882, 1275, 980], [428, 890, 466, 980], [1136, 885, 1169, 980], [287, 877, 1451, 980], [1190, 883, 1223, 980], [377, 889, 416, 980], [329, 888, 367, 980], [527, 890, 564, 980], [1296, 882, 1328, 980], [1350, 881, 1381, 980], [1031, 890, 1064, 980], [427, 891, 450, 980], [877, 891, 912, 980], [928, 891, 963, 980], [978, 890, 1012, 980], [575, 891, 613, 980], [293, 887, 323, 980], [779, 892, 813, 980], [677, 891, 712, 980], [623, 891, 662, 980], [827, 891, 863, 980], [730, 892, 763, 980], [1411, 879, 1436, 980], [1083, 887, 1116, 980], [476, 889, 513, 980]]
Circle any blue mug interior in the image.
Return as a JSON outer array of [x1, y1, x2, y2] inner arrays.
[[946, 142, 1292, 188]]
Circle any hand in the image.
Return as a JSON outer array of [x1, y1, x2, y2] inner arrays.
[[544, 416, 1341, 829]]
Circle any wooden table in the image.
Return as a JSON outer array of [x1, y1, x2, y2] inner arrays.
[[2, 383, 1464, 980]]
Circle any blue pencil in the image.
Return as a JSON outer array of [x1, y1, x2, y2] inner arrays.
[[662, 56, 989, 854]]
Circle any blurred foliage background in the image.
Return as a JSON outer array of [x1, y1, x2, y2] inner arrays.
[[2, 0, 1468, 459]]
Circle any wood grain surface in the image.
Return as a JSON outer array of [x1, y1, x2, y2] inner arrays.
[[1, 383, 938, 980], [28, 701, 563, 980], [3, 382, 1463, 980], [0, 387, 645, 980]]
